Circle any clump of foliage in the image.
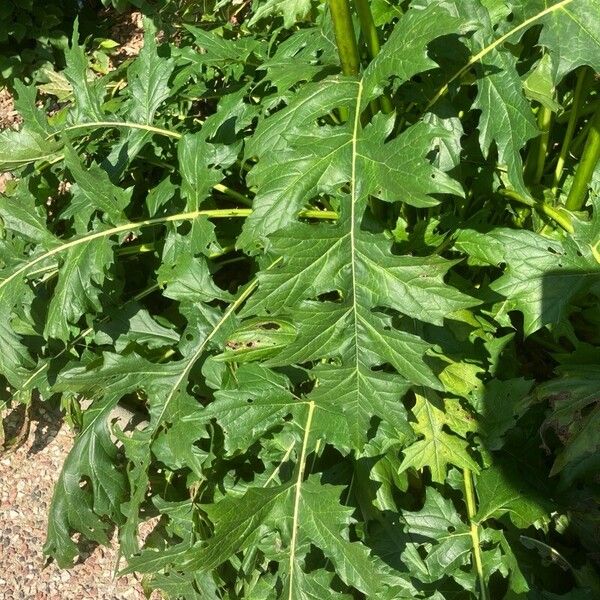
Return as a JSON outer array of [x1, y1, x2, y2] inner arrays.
[[0, 0, 168, 85], [0, 0, 85, 83], [1, 0, 599, 598]]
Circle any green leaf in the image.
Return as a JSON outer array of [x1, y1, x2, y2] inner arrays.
[[249, 0, 312, 28], [63, 19, 105, 122], [474, 465, 549, 529], [62, 144, 131, 227], [289, 476, 383, 597], [456, 227, 600, 335], [105, 17, 175, 173], [514, 0, 600, 82], [157, 227, 231, 304], [288, 570, 354, 600], [182, 484, 293, 572], [523, 54, 562, 112], [241, 86, 462, 248], [238, 79, 474, 450], [44, 237, 115, 340], [216, 318, 297, 363], [454, 0, 538, 195], [399, 389, 480, 483], [0, 127, 62, 171], [13, 80, 52, 136], [477, 377, 534, 450], [259, 27, 337, 93], [402, 487, 472, 578], [180, 476, 384, 597], [0, 279, 37, 390], [128, 18, 175, 125], [53, 351, 203, 556], [363, 2, 475, 100], [177, 132, 237, 211], [0, 184, 59, 246], [536, 357, 600, 475], [472, 48, 538, 195], [184, 24, 264, 67], [43, 395, 126, 567], [191, 363, 298, 453], [483, 529, 530, 594], [94, 305, 180, 351]]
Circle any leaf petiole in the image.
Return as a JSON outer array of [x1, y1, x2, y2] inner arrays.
[[500, 189, 574, 233], [1, 208, 338, 292], [47, 121, 183, 140], [533, 106, 553, 185]]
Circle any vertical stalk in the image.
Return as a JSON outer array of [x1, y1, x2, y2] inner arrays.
[[463, 468, 489, 600], [552, 67, 588, 196], [354, 0, 393, 114], [525, 104, 553, 184], [565, 102, 600, 211], [329, 0, 360, 76], [533, 106, 553, 184], [570, 118, 593, 156], [328, 0, 361, 122], [354, 0, 379, 60]]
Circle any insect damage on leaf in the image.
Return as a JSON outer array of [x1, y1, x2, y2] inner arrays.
[[217, 317, 297, 361]]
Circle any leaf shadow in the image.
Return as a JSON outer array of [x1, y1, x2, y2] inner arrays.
[[474, 266, 600, 593], [27, 399, 63, 456]]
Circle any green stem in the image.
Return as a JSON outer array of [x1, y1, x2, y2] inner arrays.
[[354, 0, 379, 60], [565, 102, 600, 211], [354, 0, 393, 114], [47, 121, 183, 140], [556, 97, 600, 123], [553, 68, 589, 195], [463, 468, 489, 600], [570, 120, 593, 162], [501, 189, 574, 233], [301, 208, 338, 219], [329, 0, 360, 76], [328, 0, 360, 122], [533, 106, 553, 184], [213, 183, 253, 206], [116, 243, 156, 256]]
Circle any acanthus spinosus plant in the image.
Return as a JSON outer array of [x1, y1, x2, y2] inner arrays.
[[0, 0, 599, 597]]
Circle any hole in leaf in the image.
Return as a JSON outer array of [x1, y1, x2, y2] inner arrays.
[[177, 221, 191, 235], [257, 322, 280, 330], [317, 290, 342, 303]]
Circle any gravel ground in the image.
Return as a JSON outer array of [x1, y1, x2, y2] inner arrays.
[[0, 87, 19, 194], [0, 87, 21, 130], [0, 403, 148, 600]]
